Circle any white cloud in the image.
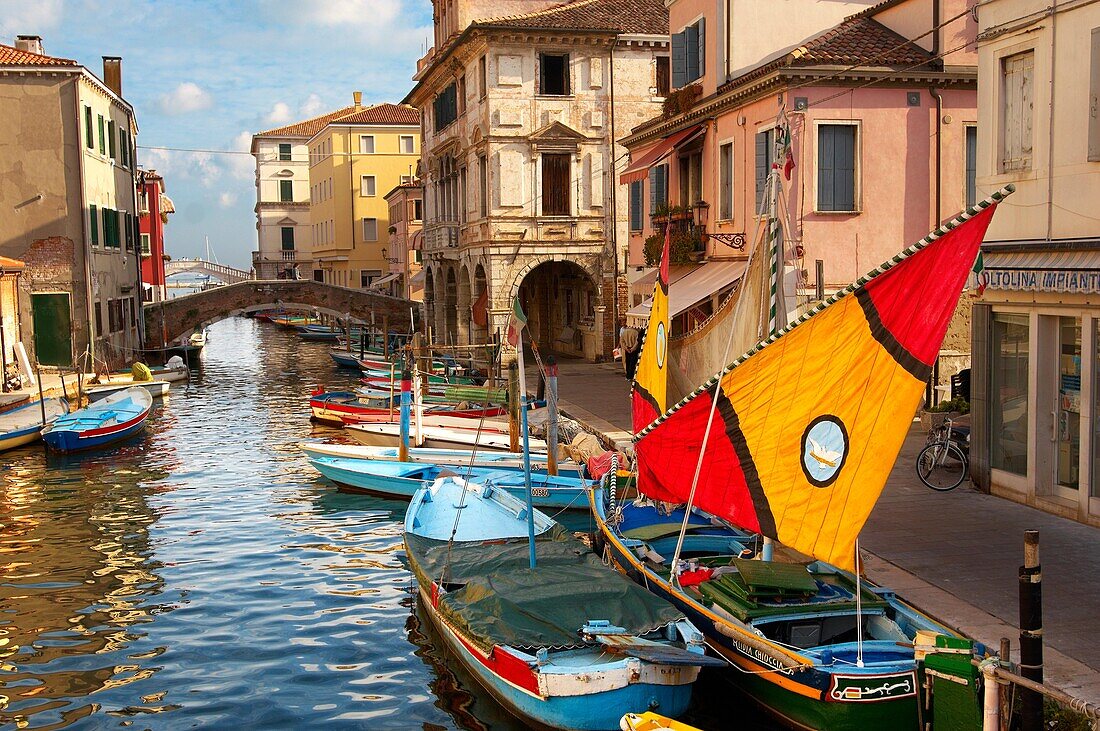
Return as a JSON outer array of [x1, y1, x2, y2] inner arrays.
[[218, 191, 238, 208], [157, 82, 214, 115], [286, 0, 400, 26], [265, 101, 292, 125], [0, 0, 62, 39], [227, 131, 255, 180], [299, 93, 324, 117]]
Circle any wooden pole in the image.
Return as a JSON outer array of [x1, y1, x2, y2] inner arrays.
[[547, 355, 558, 476], [508, 360, 520, 453], [515, 330, 536, 570], [999, 637, 1012, 731], [34, 364, 46, 426], [399, 359, 411, 462], [1019, 530, 1043, 731], [382, 314, 390, 358]]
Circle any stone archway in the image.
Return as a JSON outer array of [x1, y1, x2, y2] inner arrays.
[[423, 267, 436, 339], [471, 263, 488, 345], [458, 264, 472, 345], [505, 257, 604, 360], [443, 266, 458, 346]]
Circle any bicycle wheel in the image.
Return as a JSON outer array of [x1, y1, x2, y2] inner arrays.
[[916, 442, 968, 491]]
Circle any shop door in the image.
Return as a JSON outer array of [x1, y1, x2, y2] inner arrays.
[[31, 293, 73, 367], [1054, 316, 1081, 500]]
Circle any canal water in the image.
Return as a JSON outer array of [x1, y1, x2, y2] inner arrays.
[[0, 316, 773, 730]]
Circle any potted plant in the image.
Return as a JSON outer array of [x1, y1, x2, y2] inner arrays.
[[919, 396, 970, 431], [650, 203, 672, 227]]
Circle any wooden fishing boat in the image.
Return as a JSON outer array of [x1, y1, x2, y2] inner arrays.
[[405, 475, 719, 730], [309, 390, 506, 426], [606, 180, 1013, 730], [0, 397, 69, 451], [151, 357, 189, 382], [299, 442, 572, 471], [42, 387, 152, 453], [620, 712, 702, 731], [308, 456, 591, 509], [87, 380, 170, 402], [189, 329, 208, 348], [347, 422, 547, 452]]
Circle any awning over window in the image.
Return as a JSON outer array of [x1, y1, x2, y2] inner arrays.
[[369, 272, 402, 288], [619, 125, 706, 185], [625, 260, 748, 325]]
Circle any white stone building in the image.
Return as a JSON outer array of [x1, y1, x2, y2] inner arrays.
[[405, 0, 670, 360], [251, 105, 357, 280]]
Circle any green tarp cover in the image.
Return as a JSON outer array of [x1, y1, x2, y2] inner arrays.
[[406, 527, 684, 652]]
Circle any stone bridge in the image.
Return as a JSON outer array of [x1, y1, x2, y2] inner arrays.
[[143, 279, 417, 348], [165, 257, 253, 284]]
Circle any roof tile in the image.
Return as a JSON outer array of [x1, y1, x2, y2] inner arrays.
[[476, 0, 668, 35], [0, 43, 78, 67], [255, 102, 420, 138]]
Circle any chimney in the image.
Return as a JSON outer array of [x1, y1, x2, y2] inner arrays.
[[102, 56, 122, 97], [353, 91, 362, 108], [15, 35, 43, 55]]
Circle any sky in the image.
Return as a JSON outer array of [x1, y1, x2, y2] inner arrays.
[[0, 0, 433, 269]]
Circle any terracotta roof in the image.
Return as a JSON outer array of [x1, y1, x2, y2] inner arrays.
[[255, 105, 359, 138], [790, 15, 933, 68], [331, 103, 420, 126], [476, 0, 668, 35], [0, 43, 78, 67]]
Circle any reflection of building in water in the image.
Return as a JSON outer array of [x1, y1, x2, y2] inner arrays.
[[0, 455, 170, 719]]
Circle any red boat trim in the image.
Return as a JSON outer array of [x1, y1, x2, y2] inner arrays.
[[79, 408, 150, 438]]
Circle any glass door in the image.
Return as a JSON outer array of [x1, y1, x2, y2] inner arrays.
[[1092, 318, 1100, 504], [1055, 316, 1082, 499]]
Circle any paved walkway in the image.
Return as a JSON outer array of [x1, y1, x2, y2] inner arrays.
[[541, 359, 1100, 704]]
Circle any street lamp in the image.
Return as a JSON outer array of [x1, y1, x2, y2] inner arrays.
[[692, 199, 746, 250]]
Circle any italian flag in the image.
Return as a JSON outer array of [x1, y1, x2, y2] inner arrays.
[[971, 251, 987, 295], [505, 297, 527, 348]]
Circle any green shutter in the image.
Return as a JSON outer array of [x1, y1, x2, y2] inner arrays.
[[98, 115, 105, 155], [84, 106, 94, 149], [108, 120, 116, 159], [89, 204, 99, 245]]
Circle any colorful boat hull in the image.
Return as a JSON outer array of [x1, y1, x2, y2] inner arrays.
[[42, 387, 152, 453], [0, 397, 69, 452]]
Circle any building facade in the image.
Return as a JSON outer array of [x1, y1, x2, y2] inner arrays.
[[0, 36, 142, 369], [970, 0, 1100, 526], [307, 96, 421, 290], [620, 0, 978, 348], [138, 169, 173, 302], [406, 0, 671, 360], [251, 104, 367, 280], [382, 182, 424, 301]]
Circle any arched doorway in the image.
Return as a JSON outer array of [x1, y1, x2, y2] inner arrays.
[[423, 267, 435, 339], [471, 264, 488, 345], [443, 267, 458, 346], [515, 260, 600, 359], [458, 264, 471, 345]]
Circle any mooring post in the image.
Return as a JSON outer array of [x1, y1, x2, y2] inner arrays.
[[399, 359, 411, 462], [382, 314, 390, 358], [999, 637, 1012, 731], [1019, 529, 1043, 731], [546, 355, 558, 476], [508, 361, 520, 453]]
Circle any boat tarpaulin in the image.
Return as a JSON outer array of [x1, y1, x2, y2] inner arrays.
[[633, 193, 1009, 570], [619, 125, 706, 185], [406, 527, 684, 653], [626, 260, 748, 325]]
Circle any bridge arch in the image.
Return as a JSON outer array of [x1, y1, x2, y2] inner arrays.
[[143, 279, 414, 348], [164, 258, 253, 284]]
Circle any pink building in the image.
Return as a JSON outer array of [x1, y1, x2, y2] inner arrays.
[[138, 169, 173, 302], [381, 181, 424, 302], [620, 0, 978, 337]]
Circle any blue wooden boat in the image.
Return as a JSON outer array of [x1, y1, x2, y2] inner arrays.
[[41, 387, 152, 453], [404, 476, 720, 730], [299, 442, 582, 474], [307, 455, 592, 509], [0, 397, 69, 452], [329, 349, 369, 369]]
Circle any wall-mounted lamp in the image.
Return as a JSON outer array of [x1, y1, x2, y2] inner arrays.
[[692, 200, 746, 250]]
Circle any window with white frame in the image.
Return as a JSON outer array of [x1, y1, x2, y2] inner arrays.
[[399, 135, 415, 154], [719, 141, 734, 220], [816, 122, 858, 213], [359, 135, 375, 154], [1001, 51, 1034, 172], [140, 233, 151, 256], [361, 175, 376, 197], [362, 217, 378, 241], [400, 175, 414, 184]]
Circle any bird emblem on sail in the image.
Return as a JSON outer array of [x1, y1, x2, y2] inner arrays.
[[632, 189, 1011, 569]]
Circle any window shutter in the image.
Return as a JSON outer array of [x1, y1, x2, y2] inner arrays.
[[108, 120, 116, 159], [720, 143, 733, 220], [98, 115, 105, 155], [671, 31, 687, 89], [84, 106, 93, 148], [115, 209, 123, 248], [541, 153, 570, 216], [630, 181, 642, 230], [90, 204, 99, 245], [697, 17, 706, 77], [965, 127, 978, 207], [755, 132, 769, 212], [281, 226, 295, 249], [685, 25, 699, 82], [133, 214, 140, 250], [818, 125, 856, 212]]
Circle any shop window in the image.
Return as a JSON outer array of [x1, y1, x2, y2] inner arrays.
[[1055, 317, 1081, 491], [1093, 319, 1100, 498], [991, 313, 1030, 476], [539, 53, 570, 96]]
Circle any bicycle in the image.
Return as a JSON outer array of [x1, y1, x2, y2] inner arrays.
[[915, 417, 970, 491]]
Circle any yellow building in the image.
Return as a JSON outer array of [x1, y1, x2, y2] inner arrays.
[[307, 94, 420, 288]]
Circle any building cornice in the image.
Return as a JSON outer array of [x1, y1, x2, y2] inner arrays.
[[621, 67, 977, 148]]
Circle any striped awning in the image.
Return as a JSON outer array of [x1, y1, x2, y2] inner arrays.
[[619, 125, 706, 185], [625, 260, 747, 324], [984, 247, 1100, 293]]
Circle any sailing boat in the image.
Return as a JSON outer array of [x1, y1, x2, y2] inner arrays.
[[404, 300, 721, 730], [594, 131, 1012, 726]]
